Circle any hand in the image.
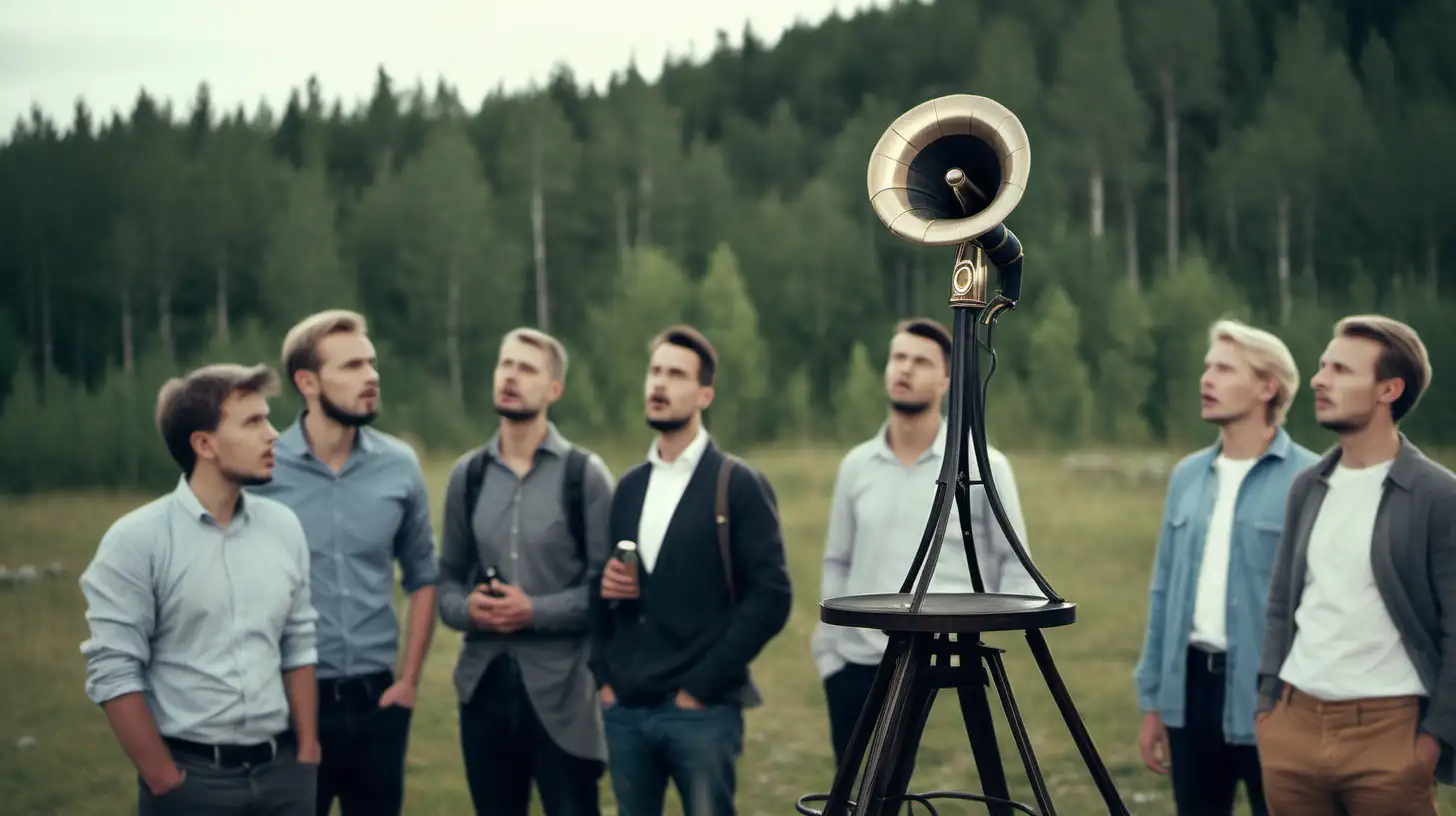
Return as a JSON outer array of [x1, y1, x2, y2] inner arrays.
[[600, 559, 639, 600], [1137, 712, 1169, 775], [377, 678, 418, 710], [297, 740, 322, 766], [600, 684, 616, 708], [674, 689, 703, 710], [468, 581, 534, 633], [1416, 732, 1440, 776], [146, 764, 186, 796]]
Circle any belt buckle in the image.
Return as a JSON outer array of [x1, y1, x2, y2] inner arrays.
[[1207, 650, 1217, 674]]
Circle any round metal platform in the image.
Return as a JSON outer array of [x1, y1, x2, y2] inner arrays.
[[820, 591, 1077, 633]]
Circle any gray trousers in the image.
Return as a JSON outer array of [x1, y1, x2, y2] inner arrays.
[[137, 739, 317, 815]]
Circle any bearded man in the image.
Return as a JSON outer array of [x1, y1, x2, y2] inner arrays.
[[248, 309, 440, 816]]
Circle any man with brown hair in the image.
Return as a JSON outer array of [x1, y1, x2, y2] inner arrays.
[[79, 363, 320, 815], [1256, 314, 1456, 815], [590, 324, 793, 816], [811, 317, 1037, 768], [248, 310, 439, 816], [437, 327, 615, 816]]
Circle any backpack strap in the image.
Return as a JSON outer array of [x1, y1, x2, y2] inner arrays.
[[461, 446, 492, 587], [563, 445, 589, 563], [716, 454, 739, 604]]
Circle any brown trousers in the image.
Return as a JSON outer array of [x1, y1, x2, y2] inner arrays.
[[1256, 684, 1438, 815]]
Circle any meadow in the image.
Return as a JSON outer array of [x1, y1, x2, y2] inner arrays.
[[6, 441, 1455, 815]]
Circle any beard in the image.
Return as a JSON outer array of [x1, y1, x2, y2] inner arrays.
[[646, 414, 693, 433], [891, 399, 935, 417], [495, 403, 541, 422], [320, 391, 377, 427], [1319, 416, 1369, 434], [222, 465, 272, 487]]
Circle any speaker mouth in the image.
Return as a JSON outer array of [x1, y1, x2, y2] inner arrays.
[[866, 94, 1030, 248]]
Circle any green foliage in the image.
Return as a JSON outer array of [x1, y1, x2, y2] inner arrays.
[[3, 0, 1456, 492]]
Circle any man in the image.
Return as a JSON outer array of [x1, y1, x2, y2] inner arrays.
[[1256, 314, 1456, 815], [590, 324, 793, 816], [248, 309, 439, 816], [1132, 318, 1317, 816], [79, 363, 320, 815], [811, 316, 1040, 768], [437, 327, 615, 815]]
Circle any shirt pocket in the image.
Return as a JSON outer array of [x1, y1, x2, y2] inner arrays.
[[1241, 520, 1284, 584]]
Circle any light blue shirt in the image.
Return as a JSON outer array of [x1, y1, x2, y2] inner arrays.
[[1133, 427, 1319, 745], [247, 418, 439, 680], [811, 419, 1038, 680], [78, 477, 318, 745]]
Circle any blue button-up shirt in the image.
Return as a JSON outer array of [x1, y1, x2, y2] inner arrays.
[[1133, 427, 1319, 745], [79, 477, 318, 744], [248, 418, 440, 680]]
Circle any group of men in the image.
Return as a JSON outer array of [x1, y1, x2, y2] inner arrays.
[[74, 302, 1454, 816], [1133, 313, 1456, 816]]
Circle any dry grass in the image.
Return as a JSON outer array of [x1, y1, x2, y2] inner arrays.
[[4, 442, 1454, 815]]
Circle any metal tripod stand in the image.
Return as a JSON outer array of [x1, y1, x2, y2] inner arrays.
[[795, 190, 1130, 816]]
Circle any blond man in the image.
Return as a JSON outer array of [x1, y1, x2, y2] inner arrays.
[[1133, 318, 1318, 815], [80, 364, 320, 815], [1256, 315, 1456, 814], [438, 327, 615, 816], [247, 310, 439, 816]]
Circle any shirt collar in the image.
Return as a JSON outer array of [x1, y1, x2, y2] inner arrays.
[[173, 475, 249, 527], [484, 421, 572, 459], [648, 423, 710, 469], [871, 416, 947, 465], [278, 410, 374, 461]]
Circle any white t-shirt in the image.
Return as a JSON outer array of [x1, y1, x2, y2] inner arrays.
[[1189, 454, 1258, 652], [1279, 459, 1426, 700]]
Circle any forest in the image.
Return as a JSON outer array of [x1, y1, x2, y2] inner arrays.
[[2, 0, 1454, 494]]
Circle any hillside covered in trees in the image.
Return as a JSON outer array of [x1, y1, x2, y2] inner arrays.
[[2, 0, 1454, 494]]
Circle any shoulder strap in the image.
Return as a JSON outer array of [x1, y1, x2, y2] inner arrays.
[[716, 454, 739, 603], [563, 445, 589, 562], [462, 447, 492, 586]]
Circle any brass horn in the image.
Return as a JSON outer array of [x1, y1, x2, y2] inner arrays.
[[866, 94, 1029, 317]]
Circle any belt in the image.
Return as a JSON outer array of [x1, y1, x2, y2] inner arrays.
[[1190, 645, 1226, 674], [319, 670, 392, 703], [165, 730, 295, 768]]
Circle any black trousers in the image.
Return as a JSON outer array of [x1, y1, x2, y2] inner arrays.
[[1167, 646, 1268, 816], [139, 732, 316, 815], [315, 670, 414, 816], [824, 662, 883, 769], [460, 654, 605, 816]]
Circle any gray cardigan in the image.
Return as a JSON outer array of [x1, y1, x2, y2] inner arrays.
[[1258, 434, 1456, 785]]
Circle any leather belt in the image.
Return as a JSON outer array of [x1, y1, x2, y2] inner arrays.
[[1191, 645, 1227, 674], [164, 730, 295, 768]]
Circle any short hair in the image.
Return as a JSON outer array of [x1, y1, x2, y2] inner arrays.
[[895, 317, 952, 370], [1334, 314, 1432, 422], [281, 309, 368, 393], [502, 327, 569, 381], [649, 324, 718, 386], [155, 363, 281, 476], [1209, 318, 1301, 426]]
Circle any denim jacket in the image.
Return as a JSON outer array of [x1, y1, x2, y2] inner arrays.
[[1132, 427, 1319, 745]]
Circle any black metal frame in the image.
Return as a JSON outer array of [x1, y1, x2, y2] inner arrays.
[[795, 289, 1131, 816]]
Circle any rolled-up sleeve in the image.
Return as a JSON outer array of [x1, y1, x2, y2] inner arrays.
[[278, 515, 319, 671], [79, 524, 156, 706], [394, 453, 440, 593]]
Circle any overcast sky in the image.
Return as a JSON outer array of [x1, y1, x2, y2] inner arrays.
[[0, 0, 885, 134]]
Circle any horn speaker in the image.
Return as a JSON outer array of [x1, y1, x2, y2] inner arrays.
[[795, 95, 1130, 816]]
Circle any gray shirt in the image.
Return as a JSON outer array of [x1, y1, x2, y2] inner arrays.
[[437, 423, 614, 761], [248, 419, 439, 680], [78, 477, 319, 745], [810, 419, 1038, 680]]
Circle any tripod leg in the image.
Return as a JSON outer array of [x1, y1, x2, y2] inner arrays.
[[954, 646, 1014, 816], [981, 646, 1056, 816], [1024, 629, 1130, 815], [852, 635, 931, 816], [823, 636, 910, 816], [881, 684, 937, 816]]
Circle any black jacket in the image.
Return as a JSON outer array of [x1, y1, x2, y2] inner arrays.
[[588, 442, 793, 707]]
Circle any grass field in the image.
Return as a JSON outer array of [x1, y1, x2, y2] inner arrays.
[[5, 441, 1455, 815]]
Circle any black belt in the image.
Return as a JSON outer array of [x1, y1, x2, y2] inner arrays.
[[165, 730, 295, 768], [1191, 645, 1226, 674], [319, 670, 392, 703]]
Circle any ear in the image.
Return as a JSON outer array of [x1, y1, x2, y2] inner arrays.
[[1258, 375, 1280, 404], [1377, 376, 1406, 407], [190, 429, 218, 464], [547, 379, 564, 402], [293, 369, 317, 397], [697, 384, 716, 411]]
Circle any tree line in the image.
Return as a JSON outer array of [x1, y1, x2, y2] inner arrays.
[[1, 0, 1454, 494]]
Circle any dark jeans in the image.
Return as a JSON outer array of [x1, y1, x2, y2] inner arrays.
[[823, 662, 882, 768], [315, 670, 414, 816], [460, 655, 604, 816], [1168, 646, 1268, 816], [602, 698, 744, 816], [138, 732, 316, 815]]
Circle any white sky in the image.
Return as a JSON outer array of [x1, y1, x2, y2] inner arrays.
[[0, 0, 888, 135]]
